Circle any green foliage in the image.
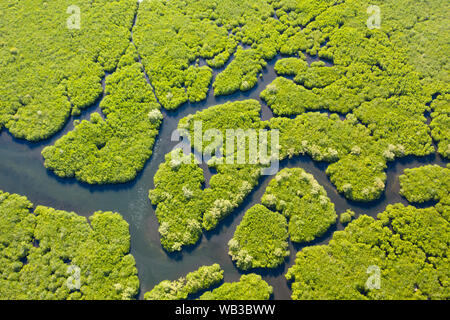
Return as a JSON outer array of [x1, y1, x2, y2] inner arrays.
[[133, 0, 236, 109], [228, 204, 289, 270], [274, 57, 308, 76], [150, 100, 267, 252], [326, 154, 387, 202], [430, 93, 450, 159], [340, 209, 356, 224], [213, 47, 267, 96], [378, 0, 450, 93], [262, 168, 337, 243], [42, 45, 162, 184], [0, 191, 139, 300], [202, 164, 262, 231], [149, 148, 262, 252], [182, 100, 390, 202], [151, 99, 406, 251], [178, 99, 263, 155], [199, 274, 273, 300], [149, 150, 205, 252], [269, 113, 389, 201], [286, 204, 450, 300], [144, 264, 224, 300], [400, 165, 449, 204], [294, 64, 344, 89], [262, 0, 440, 163], [399, 165, 450, 220], [0, 0, 137, 141], [354, 97, 433, 156], [260, 77, 320, 116]]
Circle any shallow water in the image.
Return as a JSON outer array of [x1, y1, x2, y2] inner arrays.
[[0, 52, 447, 299]]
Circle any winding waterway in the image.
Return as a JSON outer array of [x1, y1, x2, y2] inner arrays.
[[0, 48, 447, 299]]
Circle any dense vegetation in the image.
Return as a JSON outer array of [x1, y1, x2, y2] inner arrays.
[[227, 168, 336, 270], [399, 165, 450, 220], [149, 150, 206, 252], [144, 264, 224, 300], [0, 0, 137, 141], [430, 94, 450, 159], [213, 47, 267, 96], [1, 0, 448, 301], [1, 0, 444, 182], [340, 209, 356, 224], [0, 191, 139, 300], [286, 204, 449, 299], [42, 45, 162, 184], [149, 145, 261, 252], [262, 168, 337, 243], [181, 100, 391, 201], [149, 100, 265, 251], [199, 274, 273, 300], [228, 204, 289, 270], [150, 98, 424, 251]]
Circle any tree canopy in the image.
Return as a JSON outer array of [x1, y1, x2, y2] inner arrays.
[[0, 191, 139, 300], [262, 168, 337, 243], [228, 204, 289, 270], [199, 274, 273, 300], [144, 264, 224, 300], [286, 204, 449, 300], [399, 165, 450, 220], [42, 44, 162, 184], [0, 0, 137, 141]]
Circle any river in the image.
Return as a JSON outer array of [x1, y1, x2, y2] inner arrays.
[[0, 52, 447, 299]]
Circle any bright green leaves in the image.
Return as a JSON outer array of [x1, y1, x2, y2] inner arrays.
[[202, 164, 262, 231], [340, 209, 356, 224], [262, 168, 337, 243], [42, 44, 162, 184], [213, 47, 267, 96], [354, 97, 433, 157], [149, 149, 262, 252], [144, 264, 224, 300], [0, 191, 139, 300], [133, 0, 234, 109], [199, 274, 273, 300], [260, 77, 320, 116], [228, 204, 289, 270], [5, 86, 72, 142], [400, 165, 449, 204], [0, 0, 137, 140], [269, 113, 389, 201], [0, 192, 35, 292], [185, 66, 213, 102], [326, 154, 387, 202], [273, 57, 308, 76], [151, 99, 400, 253], [150, 100, 267, 251], [287, 204, 450, 300]]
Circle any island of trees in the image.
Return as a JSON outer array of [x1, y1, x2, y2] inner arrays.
[[0, 0, 448, 301]]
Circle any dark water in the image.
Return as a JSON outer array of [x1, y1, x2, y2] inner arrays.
[[0, 52, 447, 299]]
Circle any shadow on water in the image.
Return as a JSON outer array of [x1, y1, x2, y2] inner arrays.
[[0, 45, 448, 300]]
